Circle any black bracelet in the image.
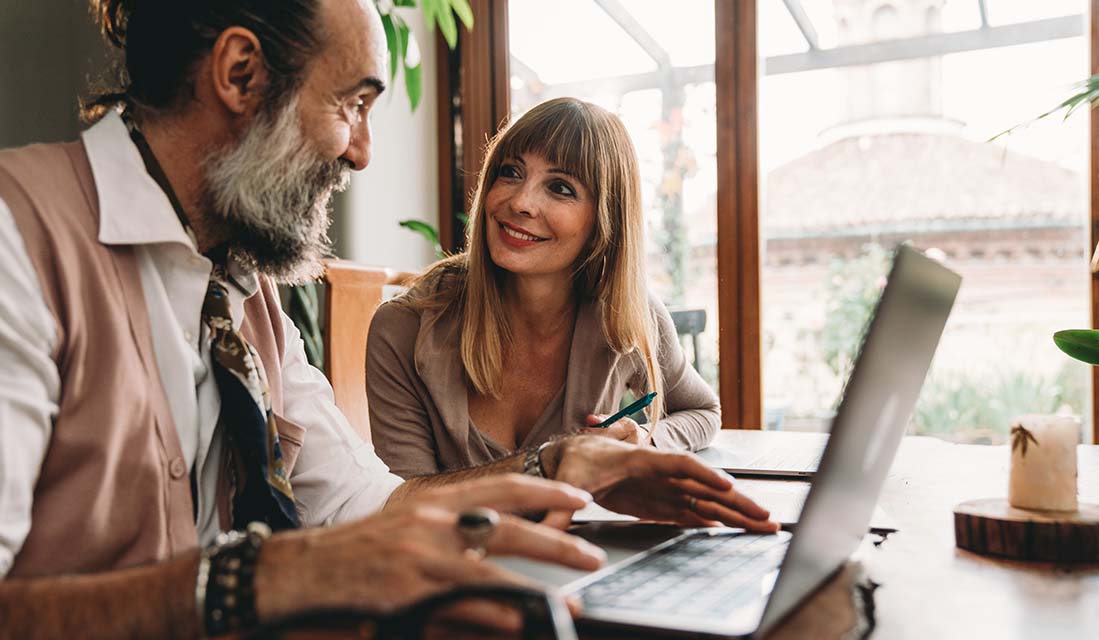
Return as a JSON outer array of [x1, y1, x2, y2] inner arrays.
[[196, 522, 271, 638]]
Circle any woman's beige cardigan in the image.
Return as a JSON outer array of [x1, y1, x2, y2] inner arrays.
[[366, 291, 720, 478]]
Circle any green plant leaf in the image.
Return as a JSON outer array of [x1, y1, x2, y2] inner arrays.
[[393, 0, 416, 6], [421, 0, 439, 35], [399, 219, 440, 245], [400, 27, 422, 111], [449, 0, 474, 31], [992, 73, 1099, 141], [431, 0, 459, 49], [1053, 329, 1099, 366], [380, 12, 400, 82]]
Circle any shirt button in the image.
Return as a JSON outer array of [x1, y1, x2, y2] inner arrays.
[[183, 330, 194, 343], [169, 457, 188, 479]]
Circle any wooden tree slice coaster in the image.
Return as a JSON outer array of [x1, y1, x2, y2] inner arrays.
[[954, 498, 1099, 563]]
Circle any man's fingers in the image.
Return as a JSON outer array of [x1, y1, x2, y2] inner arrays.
[[486, 516, 605, 570], [540, 509, 575, 530], [425, 474, 593, 514]]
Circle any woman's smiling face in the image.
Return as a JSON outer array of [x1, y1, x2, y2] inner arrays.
[[483, 152, 597, 279]]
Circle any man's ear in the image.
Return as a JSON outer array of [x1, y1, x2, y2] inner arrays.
[[208, 26, 268, 115]]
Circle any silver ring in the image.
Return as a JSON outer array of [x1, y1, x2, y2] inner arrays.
[[688, 497, 698, 512], [457, 507, 500, 559]]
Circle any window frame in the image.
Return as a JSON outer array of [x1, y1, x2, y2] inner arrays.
[[438, 0, 1099, 440]]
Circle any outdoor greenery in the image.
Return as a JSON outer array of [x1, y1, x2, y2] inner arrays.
[[817, 244, 890, 380], [805, 243, 1088, 445]]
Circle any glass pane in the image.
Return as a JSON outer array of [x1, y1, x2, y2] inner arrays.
[[508, 0, 656, 84], [509, 1, 721, 391], [985, 0, 1082, 25], [758, 0, 1092, 444]]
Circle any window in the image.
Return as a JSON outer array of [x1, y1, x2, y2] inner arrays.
[[508, 0, 723, 389], [444, 0, 1099, 443], [758, 0, 1091, 444]]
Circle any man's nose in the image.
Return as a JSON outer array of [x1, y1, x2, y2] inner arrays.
[[342, 118, 372, 171]]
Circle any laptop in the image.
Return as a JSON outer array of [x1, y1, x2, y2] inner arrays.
[[696, 431, 827, 478], [562, 245, 961, 638]]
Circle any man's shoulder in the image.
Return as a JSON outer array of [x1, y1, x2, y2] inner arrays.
[[0, 139, 84, 179]]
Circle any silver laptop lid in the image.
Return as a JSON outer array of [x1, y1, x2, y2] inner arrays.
[[756, 245, 960, 636]]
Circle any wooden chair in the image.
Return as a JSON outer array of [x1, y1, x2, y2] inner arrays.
[[322, 260, 414, 440]]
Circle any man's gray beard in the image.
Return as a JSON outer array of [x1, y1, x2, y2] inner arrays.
[[201, 96, 350, 284]]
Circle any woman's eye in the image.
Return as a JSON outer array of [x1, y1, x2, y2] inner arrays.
[[550, 180, 576, 197], [499, 164, 521, 179]]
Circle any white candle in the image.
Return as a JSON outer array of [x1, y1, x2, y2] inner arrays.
[[1008, 414, 1079, 512]]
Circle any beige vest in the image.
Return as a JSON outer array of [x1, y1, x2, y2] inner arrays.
[[0, 140, 304, 578]]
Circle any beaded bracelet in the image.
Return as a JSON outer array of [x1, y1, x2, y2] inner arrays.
[[196, 521, 271, 638]]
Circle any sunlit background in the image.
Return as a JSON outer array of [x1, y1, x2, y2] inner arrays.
[[508, 0, 1092, 444]]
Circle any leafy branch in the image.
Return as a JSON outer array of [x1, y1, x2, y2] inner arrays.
[[992, 73, 1099, 141], [377, 0, 473, 111]]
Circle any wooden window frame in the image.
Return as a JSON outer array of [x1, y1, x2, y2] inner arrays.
[[1090, 0, 1098, 443], [441, 1, 1099, 440]]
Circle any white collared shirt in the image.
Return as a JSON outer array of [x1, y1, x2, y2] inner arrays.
[[0, 113, 404, 577]]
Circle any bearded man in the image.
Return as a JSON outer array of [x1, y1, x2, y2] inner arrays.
[[0, 1, 776, 637]]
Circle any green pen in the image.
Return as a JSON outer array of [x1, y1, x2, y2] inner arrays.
[[593, 392, 658, 428]]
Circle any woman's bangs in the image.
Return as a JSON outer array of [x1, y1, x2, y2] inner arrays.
[[495, 106, 600, 191]]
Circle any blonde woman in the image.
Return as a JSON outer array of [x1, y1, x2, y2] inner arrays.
[[366, 97, 720, 478]]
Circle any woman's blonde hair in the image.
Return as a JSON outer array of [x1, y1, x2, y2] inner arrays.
[[409, 97, 665, 422]]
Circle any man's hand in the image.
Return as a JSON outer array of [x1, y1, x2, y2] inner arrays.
[[256, 475, 606, 624], [542, 436, 780, 533], [578, 413, 647, 445]]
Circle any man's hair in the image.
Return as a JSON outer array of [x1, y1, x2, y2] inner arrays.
[[84, 0, 324, 121]]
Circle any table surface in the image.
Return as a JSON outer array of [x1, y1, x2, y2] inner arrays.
[[714, 431, 1099, 639], [268, 431, 1099, 639]]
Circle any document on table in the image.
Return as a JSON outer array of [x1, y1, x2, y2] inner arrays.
[[572, 479, 898, 532]]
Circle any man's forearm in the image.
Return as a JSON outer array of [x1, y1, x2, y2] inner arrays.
[[0, 552, 201, 639], [386, 452, 526, 506], [385, 438, 571, 507]]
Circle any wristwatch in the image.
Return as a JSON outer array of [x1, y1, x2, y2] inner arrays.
[[523, 441, 555, 479], [196, 521, 271, 638]]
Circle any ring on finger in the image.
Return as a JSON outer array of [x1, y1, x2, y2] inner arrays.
[[457, 507, 500, 559], [688, 496, 698, 512]]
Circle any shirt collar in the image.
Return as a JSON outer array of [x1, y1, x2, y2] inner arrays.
[[81, 112, 260, 297], [82, 111, 196, 248]]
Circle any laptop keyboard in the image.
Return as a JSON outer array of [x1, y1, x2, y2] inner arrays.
[[578, 533, 789, 619]]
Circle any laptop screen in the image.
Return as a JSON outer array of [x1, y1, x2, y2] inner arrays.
[[757, 245, 961, 635]]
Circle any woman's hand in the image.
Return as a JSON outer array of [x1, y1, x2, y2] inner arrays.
[[541, 436, 780, 533], [578, 413, 647, 445]]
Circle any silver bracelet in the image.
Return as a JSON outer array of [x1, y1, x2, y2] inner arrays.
[[523, 441, 555, 479]]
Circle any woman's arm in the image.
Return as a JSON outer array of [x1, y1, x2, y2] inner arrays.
[[366, 301, 441, 478], [645, 297, 721, 451]]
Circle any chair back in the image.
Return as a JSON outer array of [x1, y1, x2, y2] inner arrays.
[[322, 260, 412, 440]]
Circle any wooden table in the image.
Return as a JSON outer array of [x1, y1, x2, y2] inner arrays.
[[263, 432, 1099, 639], [719, 431, 1099, 639]]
